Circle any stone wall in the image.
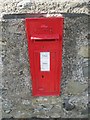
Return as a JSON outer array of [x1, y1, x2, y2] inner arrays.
[[0, 0, 89, 19], [0, 0, 89, 119], [1, 13, 89, 118]]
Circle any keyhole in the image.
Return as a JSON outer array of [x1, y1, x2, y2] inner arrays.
[[42, 75, 44, 78]]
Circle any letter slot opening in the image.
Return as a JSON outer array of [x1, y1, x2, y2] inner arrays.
[[31, 34, 59, 42], [34, 39, 57, 42]]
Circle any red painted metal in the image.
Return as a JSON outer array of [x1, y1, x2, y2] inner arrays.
[[25, 17, 64, 96]]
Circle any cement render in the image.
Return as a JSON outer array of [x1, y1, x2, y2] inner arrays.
[[0, 0, 89, 119], [1, 14, 89, 118]]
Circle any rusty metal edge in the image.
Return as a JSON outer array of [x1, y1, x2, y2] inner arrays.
[[2, 13, 89, 19]]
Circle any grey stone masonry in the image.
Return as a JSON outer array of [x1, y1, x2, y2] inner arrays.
[[0, 0, 89, 19], [1, 13, 89, 118]]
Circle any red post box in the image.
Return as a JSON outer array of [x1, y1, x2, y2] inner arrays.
[[25, 16, 64, 96]]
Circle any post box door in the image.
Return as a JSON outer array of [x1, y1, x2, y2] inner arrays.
[[33, 51, 60, 96]]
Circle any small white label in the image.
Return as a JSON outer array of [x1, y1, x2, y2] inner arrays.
[[40, 52, 50, 71]]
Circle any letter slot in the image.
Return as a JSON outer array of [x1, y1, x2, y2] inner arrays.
[[31, 34, 59, 42]]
